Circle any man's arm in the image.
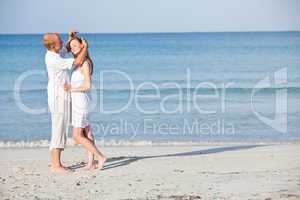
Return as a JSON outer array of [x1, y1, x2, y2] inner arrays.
[[73, 39, 88, 67], [46, 53, 74, 70]]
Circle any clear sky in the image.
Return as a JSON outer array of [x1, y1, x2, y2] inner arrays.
[[1, 0, 300, 34]]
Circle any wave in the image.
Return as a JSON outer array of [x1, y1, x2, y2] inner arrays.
[[2, 86, 300, 94], [0, 139, 206, 148], [0, 138, 299, 148]]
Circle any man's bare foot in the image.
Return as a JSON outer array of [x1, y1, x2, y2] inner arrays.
[[51, 166, 70, 173], [61, 165, 69, 169], [97, 156, 107, 170]]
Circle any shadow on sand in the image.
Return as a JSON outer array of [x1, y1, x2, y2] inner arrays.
[[68, 144, 267, 171]]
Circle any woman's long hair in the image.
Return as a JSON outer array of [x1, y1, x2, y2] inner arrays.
[[66, 36, 94, 75]]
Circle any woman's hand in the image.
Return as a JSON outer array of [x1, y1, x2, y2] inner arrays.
[[64, 83, 72, 92], [81, 38, 89, 48], [68, 29, 78, 38]]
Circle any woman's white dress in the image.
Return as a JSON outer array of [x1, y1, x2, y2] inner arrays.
[[71, 65, 90, 128]]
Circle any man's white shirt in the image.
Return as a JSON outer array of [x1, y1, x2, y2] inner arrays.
[[45, 48, 74, 113]]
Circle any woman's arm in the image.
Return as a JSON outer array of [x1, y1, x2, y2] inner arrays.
[[67, 30, 87, 67], [73, 39, 88, 67], [67, 30, 75, 44], [64, 61, 91, 92]]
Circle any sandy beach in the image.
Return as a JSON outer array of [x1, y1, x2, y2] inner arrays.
[[0, 143, 300, 200]]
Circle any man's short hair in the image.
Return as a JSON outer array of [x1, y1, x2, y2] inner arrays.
[[43, 33, 59, 50]]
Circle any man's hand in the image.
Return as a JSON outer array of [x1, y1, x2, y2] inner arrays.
[[64, 83, 72, 92]]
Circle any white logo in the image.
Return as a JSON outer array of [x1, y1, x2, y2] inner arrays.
[[251, 68, 287, 133]]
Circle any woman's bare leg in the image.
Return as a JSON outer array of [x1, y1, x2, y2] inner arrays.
[[83, 126, 96, 170], [73, 127, 106, 169]]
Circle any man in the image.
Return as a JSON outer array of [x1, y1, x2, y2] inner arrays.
[[43, 32, 87, 172]]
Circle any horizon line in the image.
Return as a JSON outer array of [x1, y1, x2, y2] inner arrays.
[[0, 30, 300, 35]]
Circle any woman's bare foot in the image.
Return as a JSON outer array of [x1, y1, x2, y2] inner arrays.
[[72, 138, 78, 145], [97, 156, 107, 170], [82, 163, 97, 171]]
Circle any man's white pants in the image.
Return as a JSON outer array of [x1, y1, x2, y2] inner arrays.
[[48, 87, 71, 150], [49, 113, 69, 150]]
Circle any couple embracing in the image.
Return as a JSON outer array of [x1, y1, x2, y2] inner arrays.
[[43, 31, 106, 173]]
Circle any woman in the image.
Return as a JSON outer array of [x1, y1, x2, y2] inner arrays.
[[64, 32, 106, 170]]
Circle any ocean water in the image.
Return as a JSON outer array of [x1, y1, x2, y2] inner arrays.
[[0, 32, 300, 145]]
